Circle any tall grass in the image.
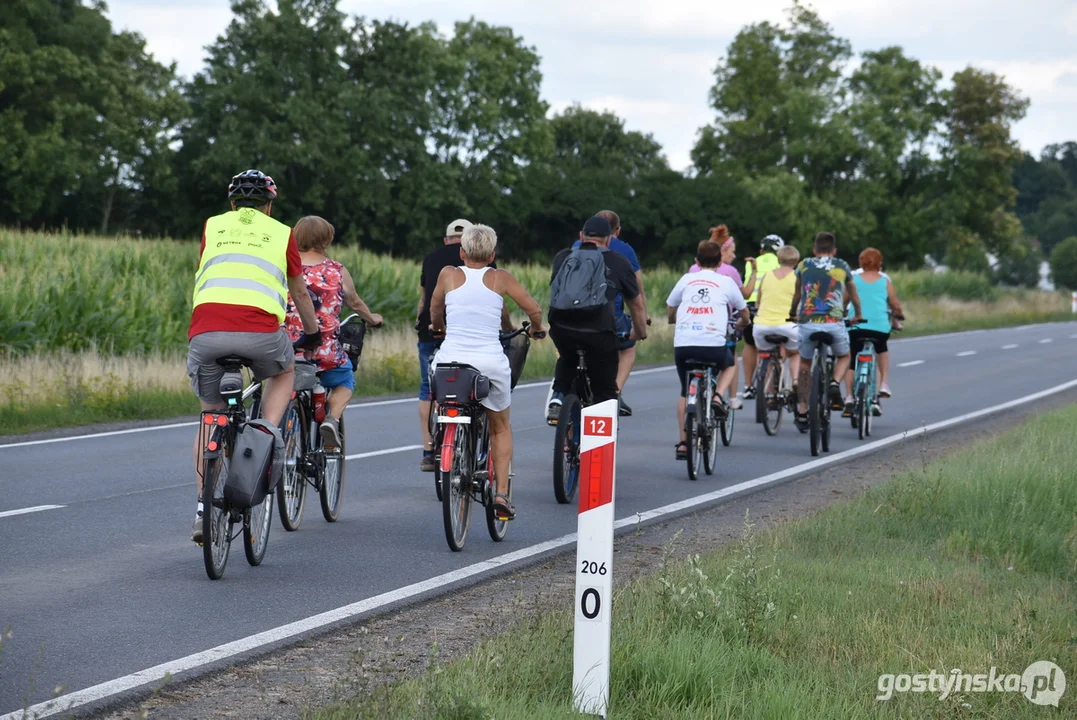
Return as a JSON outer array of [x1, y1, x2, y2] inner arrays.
[[313, 403, 1077, 719]]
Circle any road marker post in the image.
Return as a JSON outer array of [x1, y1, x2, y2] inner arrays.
[[1071, 291, 1076, 314], [572, 398, 618, 717]]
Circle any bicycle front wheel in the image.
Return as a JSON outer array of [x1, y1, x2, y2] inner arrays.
[[485, 458, 511, 542], [762, 359, 783, 436], [442, 423, 472, 551], [202, 438, 233, 580], [754, 356, 770, 424], [243, 489, 273, 566], [809, 358, 822, 456], [553, 394, 581, 504], [430, 402, 443, 502], [320, 413, 345, 522], [720, 392, 735, 447], [685, 406, 700, 481], [277, 402, 307, 531]]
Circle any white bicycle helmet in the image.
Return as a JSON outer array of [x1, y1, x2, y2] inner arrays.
[[761, 234, 785, 251]]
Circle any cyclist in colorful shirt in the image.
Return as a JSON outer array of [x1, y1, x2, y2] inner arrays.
[[788, 232, 863, 430], [284, 216, 383, 450]]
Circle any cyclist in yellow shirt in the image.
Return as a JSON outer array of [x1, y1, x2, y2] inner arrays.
[[751, 245, 802, 381], [741, 235, 784, 400]]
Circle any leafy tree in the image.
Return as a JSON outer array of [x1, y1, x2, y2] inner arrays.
[[0, 0, 184, 231], [1049, 236, 1077, 291], [993, 237, 1043, 288]]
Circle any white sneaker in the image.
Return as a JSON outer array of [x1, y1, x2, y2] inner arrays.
[[320, 417, 342, 450], [879, 382, 892, 398], [728, 396, 743, 410]]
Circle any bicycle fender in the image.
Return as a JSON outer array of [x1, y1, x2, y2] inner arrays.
[[439, 423, 458, 474]]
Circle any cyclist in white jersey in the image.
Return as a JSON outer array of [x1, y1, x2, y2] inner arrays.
[[429, 224, 545, 519], [666, 240, 749, 459]]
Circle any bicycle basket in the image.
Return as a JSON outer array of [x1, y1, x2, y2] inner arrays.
[[293, 362, 318, 391], [338, 317, 366, 369], [432, 365, 490, 403], [502, 333, 531, 390]]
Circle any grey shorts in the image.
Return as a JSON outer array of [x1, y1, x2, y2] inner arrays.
[[797, 322, 850, 359], [187, 330, 294, 404]]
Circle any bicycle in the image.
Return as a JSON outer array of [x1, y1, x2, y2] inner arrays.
[[756, 335, 798, 436], [848, 315, 903, 440], [551, 350, 590, 504], [198, 357, 276, 580], [802, 322, 854, 457], [432, 324, 540, 551], [682, 360, 722, 480]]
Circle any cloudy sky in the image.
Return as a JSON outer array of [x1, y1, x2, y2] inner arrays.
[[106, 0, 1077, 171]]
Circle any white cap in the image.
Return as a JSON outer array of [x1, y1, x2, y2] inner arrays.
[[445, 218, 473, 238]]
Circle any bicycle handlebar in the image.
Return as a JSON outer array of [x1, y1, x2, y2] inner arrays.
[[502, 321, 546, 341]]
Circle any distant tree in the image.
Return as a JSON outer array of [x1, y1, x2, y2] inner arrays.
[[1049, 236, 1077, 291]]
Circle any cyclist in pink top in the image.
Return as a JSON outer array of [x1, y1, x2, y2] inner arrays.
[[689, 225, 758, 407]]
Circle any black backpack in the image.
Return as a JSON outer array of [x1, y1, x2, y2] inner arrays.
[[550, 247, 609, 313]]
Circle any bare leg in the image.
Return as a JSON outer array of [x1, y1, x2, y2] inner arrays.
[[844, 368, 855, 399], [259, 369, 294, 427], [797, 354, 811, 413], [419, 400, 433, 452], [486, 407, 513, 497], [677, 396, 687, 443], [327, 386, 352, 422], [742, 344, 757, 390], [616, 346, 636, 392], [832, 353, 851, 383], [878, 351, 889, 389], [716, 365, 735, 398]]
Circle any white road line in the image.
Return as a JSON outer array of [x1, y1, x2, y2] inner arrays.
[[345, 445, 422, 461], [897, 360, 924, 368], [1002, 344, 1019, 350], [0, 505, 64, 519], [956, 351, 977, 357], [10, 375, 1077, 720], [1039, 338, 1053, 344]]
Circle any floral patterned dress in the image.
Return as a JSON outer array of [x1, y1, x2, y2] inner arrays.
[[285, 258, 348, 372]]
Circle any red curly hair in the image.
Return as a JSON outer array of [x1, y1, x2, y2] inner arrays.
[[708, 225, 734, 249], [859, 247, 883, 272]]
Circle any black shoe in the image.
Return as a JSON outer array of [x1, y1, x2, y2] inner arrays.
[[871, 401, 882, 417], [842, 401, 855, 418], [743, 385, 756, 400], [828, 380, 844, 410], [419, 454, 436, 472], [618, 393, 632, 417], [793, 412, 809, 433]]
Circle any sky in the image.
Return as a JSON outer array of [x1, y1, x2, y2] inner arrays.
[[106, 0, 1077, 172]]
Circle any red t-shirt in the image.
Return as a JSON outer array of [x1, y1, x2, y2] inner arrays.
[[188, 221, 302, 340]]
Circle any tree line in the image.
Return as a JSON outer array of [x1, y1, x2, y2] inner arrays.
[[2, 0, 1075, 284]]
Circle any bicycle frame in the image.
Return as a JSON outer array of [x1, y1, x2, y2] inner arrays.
[[853, 342, 877, 400]]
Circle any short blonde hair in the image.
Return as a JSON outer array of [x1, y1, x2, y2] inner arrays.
[[461, 224, 497, 261], [294, 216, 335, 253], [777, 245, 801, 267]]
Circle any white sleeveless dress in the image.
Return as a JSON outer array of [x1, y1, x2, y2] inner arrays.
[[433, 266, 512, 411]]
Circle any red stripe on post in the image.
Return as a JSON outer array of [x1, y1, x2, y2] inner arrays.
[[578, 443, 615, 513]]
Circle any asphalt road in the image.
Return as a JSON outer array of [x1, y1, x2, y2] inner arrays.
[[2, 322, 1076, 717]]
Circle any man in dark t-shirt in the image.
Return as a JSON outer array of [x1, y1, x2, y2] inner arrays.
[[547, 216, 648, 423], [415, 218, 506, 471]]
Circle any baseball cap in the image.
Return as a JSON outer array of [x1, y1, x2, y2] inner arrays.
[[445, 218, 473, 237], [581, 216, 612, 238]]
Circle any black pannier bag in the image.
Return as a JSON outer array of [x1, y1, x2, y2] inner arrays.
[[338, 317, 367, 370], [431, 364, 490, 403], [224, 419, 278, 508]]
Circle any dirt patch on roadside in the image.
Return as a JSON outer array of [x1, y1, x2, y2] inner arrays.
[[90, 392, 1077, 720]]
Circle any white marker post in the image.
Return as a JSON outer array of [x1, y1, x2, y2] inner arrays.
[[572, 398, 618, 717], [1071, 291, 1076, 314]]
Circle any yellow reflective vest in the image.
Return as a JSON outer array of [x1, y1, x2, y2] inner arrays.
[[193, 208, 291, 323], [747, 252, 781, 304]]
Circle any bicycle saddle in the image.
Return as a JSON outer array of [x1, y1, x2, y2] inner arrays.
[[808, 332, 834, 344], [215, 354, 253, 369], [763, 334, 790, 345]]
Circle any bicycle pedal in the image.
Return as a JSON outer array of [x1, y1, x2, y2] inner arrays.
[[473, 470, 490, 483]]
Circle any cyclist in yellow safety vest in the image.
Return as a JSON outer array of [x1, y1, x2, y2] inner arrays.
[[741, 234, 784, 402], [185, 169, 320, 543]]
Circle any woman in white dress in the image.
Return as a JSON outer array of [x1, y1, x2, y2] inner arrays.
[[429, 224, 546, 519]]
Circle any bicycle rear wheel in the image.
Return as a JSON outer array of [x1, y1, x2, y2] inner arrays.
[[553, 394, 581, 504], [277, 402, 307, 531], [243, 487, 273, 566], [762, 359, 783, 436], [320, 413, 345, 522], [809, 358, 822, 457], [754, 356, 770, 424], [702, 386, 719, 476], [685, 405, 700, 481], [202, 435, 233, 580], [442, 423, 472, 551]]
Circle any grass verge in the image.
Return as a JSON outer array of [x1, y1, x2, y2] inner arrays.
[[311, 403, 1077, 719]]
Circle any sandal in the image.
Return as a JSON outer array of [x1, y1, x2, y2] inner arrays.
[[675, 442, 688, 460], [492, 492, 516, 521]]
